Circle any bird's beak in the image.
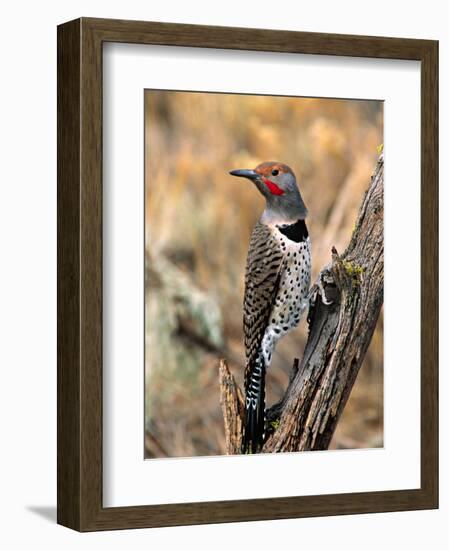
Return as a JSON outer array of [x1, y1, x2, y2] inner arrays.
[[229, 169, 259, 181]]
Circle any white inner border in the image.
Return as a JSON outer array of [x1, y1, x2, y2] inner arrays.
[[103, 43, 421, 507]]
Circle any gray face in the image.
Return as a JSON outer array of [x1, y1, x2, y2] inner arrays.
[[229, 162, 308, 224], [269, 169, 296, 192]]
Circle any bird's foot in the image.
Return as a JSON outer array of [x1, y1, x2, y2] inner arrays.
[[308, 270, 335, 306], [317, 273, 334, 305]]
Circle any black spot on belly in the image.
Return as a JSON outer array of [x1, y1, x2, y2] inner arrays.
[[277, 219, 309, 243]]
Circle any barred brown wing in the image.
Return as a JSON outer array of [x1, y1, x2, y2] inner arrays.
[[243, 222, 285, 371]]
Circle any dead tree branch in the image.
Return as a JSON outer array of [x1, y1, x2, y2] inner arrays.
[[219, 153, 384, 453], [219, 359, 244, 454]]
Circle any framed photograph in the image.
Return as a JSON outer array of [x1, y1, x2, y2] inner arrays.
[[57, 17, 438, 531]]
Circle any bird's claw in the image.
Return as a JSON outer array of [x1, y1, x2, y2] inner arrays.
[[308, 271, 334, 306]]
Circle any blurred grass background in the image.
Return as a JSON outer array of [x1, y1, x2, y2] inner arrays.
[[144, 90, 383, 458]]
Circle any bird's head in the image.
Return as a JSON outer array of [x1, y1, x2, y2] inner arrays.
[[229, 161, 308, 224]]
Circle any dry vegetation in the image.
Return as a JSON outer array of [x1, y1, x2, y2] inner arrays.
[[144, 90, 384, 458]]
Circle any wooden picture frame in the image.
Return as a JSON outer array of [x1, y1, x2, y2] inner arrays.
[[57, 17, 438, 531]]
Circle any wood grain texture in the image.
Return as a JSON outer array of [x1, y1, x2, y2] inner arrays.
[[267, 154, 384, 452], [219, 359, 244, 454], [420, 40, 439, 505], [83, 17, 434, 59], [57, 17, 438, 531], [79, 17, 104, 530], [57, 18, 81, 530]]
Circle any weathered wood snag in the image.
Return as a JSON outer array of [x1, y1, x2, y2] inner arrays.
[[219, 153, 384, 453]]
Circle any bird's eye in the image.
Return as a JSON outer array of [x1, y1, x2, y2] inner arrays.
[[271, 169, 279, 176]]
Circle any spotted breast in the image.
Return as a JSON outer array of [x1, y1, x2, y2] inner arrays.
[[242, 219, 311, 453]]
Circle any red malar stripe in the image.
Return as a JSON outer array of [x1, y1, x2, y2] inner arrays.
[[262, 177, 285, 196]]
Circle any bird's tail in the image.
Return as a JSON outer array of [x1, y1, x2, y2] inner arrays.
[[242, 355, 266, 454]]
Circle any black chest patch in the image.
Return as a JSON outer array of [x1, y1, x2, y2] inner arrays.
[[277, 219, 308, 243]]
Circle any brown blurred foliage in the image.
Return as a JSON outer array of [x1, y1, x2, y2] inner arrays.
[[144, 90, 384, 458]]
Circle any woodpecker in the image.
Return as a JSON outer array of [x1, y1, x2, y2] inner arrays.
[[229, 162, 311, 454]]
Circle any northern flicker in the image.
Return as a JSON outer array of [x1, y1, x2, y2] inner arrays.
[[229, 162, 311, 454]]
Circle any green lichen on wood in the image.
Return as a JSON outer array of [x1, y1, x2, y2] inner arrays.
[[341, 259, 364, 284], [269, 419, 280, 430]]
